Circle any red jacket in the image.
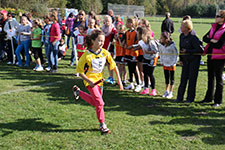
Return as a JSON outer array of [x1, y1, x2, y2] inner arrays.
[[50, 22, 61, 43]]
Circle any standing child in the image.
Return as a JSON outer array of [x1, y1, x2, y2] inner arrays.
[[74, 25, 86, 59], [15, 16, 31, 67], [58, 38, 67, 61], [122, 18, 141, 92], [133, 27, 159, 95], [87, 18, 96, 35], [158, 32, 178, 98], [31, 20, 43, 71], [102, 15, 117, 84], [115, 24, 127, 85], [73, 30, 123, 134]]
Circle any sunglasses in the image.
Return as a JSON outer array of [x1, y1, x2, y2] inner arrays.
[[79, 14, 84, 16], [216, 15, 222, 18], [8, 15, 12, 17]]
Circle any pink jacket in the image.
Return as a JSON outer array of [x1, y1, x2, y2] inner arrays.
[[204, 23, 225, 60], [50, 22, 61, 43]]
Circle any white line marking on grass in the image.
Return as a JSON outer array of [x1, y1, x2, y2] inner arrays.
[[0, 81, 63, 96]]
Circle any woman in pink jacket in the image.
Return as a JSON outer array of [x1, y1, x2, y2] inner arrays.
[[49, 13, 61, 73], [200, 10, 225, 107]]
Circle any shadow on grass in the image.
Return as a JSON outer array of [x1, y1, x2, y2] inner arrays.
[[0, 118, 99, 137]]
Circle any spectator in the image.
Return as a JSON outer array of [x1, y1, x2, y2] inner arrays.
[[65, 13, 75, 49], [4, 12, 19, 64], [161, 12, 174, 34], [15, 16, 32, 67], [175, 20, 204, 103], [108, 9, 115, 24], [0, 10, 8, 62], [49, 13, 61, 73], [199, 10, 225, 107]]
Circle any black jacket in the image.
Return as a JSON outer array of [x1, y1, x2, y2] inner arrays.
[[161, 18, 174, 34], [179, 32, 204, 62]]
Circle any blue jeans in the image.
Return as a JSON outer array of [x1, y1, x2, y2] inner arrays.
[[44, 42, 53, 68], [70, 37, 76, 64], [49, 41, 59, 67], [15, 40, 31, 66]]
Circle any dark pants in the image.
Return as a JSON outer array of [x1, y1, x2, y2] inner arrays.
[[0, 40, 6, 60], [204, 58, 225, 104], [127, 60, 139, 85], [32, 47, 43, 63], [177, 57, 201, 102], [164, 70, 175, 85], [6, 39, 17, 62], [143, 64, 155, 89]]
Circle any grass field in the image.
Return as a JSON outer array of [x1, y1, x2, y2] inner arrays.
[[0, 18, 225, 149]]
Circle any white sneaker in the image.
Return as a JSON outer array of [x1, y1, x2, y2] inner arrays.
[[166, 92, 173, 99], [33, 65, 38, 71], [124, 83, 135, 90], [99, 123, 111, 134], [35, 66, 44, 71], [223, 74, 225, 81], [45, 67, 51, 72], [162, 91, 169, 97], [16, 62, 19, 65], [134, 85, 142, 92], [7, 61, 12, 65], [140, 82, 145, 88]]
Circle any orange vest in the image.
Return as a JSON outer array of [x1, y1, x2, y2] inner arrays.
[[116, 33, 125, 56], [125, 30, 139, 57]]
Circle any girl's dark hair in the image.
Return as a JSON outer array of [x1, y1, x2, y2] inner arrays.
[[85, 30, 105, 49], [161, 31, 172, 42], [136, 27, 143, 40], [68, 12, 73, 18]]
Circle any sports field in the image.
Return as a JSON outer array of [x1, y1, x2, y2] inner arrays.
[[0, 17, 225, 150]]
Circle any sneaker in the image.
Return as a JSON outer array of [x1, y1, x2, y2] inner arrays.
[[105, 77, 112, 83], [24, 64, 29, 67], [45, 67, 51, 72], [124, 83, 135, 90], [50, 69, 57, 73], [72, 85, 80, 100], [200, 60, 204, 65], [99, 123, 111, 134], [149, 89, 157, 96], [134, 85, 142, 92], [69, 62, 74, 66], [35, 66, 44, 71], [7, 61, 12, 65], [223, 74, 225, 81], [17, 63, 22, 67], [166, 92, 173, 99], [140, 82, 145, 88], [162, 91, 169, 97], [33, 65, 38, 71], [109, 78, 115, 84], [140, 88, 149, 94], [212, 103, 220, 108]]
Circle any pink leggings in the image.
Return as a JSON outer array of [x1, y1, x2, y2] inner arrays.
[[79, 85, 105, 123]]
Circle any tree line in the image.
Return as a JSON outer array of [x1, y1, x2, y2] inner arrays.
[[0, 0, 224, 17]]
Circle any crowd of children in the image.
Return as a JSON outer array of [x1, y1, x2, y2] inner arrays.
[[1, 9, 225, 135]]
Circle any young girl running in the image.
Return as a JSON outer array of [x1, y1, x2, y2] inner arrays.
[[115, 24, 127, 85], [73, 30, 123, 134], [31, 19, 43, 71], [158, 32, 178, 98], [133, 27, 159, 96], [87, 18, 97, 35], [75, 25, 86, 59], [122, 18, 141, 92]]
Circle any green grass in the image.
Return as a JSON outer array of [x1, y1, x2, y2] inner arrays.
[[0, 19, 225, 149]]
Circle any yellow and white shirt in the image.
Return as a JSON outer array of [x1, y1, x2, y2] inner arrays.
[[77, 48, 116, 87]]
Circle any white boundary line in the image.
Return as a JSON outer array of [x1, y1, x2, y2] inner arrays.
[[0, 81, 63, 96]]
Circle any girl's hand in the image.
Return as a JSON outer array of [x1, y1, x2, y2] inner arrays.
[[117, 80, 124, 91], [180, 49, 186, 53], [179, 61, 183, 66], [210, 39, 218, 43], [88, 81, 95, 88]]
